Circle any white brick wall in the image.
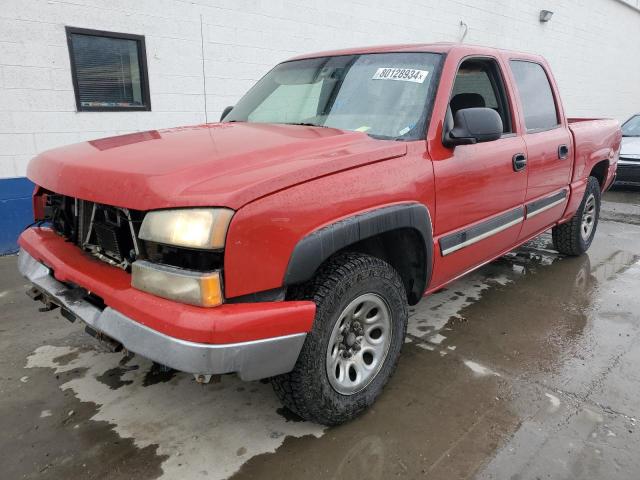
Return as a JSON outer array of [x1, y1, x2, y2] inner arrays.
[[1, 0, 639, 179]]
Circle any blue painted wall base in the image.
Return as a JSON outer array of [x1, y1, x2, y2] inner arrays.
[[1, 177, 34, 255]]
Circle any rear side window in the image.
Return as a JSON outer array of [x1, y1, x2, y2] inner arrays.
[[509, 61, 559, 132]]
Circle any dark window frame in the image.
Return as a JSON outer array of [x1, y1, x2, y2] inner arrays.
[[446, 55, 516, 137], [508, 59, 561, 134], [66, 26, 151, 112]]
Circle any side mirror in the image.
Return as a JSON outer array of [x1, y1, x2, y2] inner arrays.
[[220, 106, 234, 121], [443, 107, 503, 147]]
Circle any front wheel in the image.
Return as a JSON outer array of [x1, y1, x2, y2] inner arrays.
[[271, 253, 408, 425], [552, 176, 601, 256]]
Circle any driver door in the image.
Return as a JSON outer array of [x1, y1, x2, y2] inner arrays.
[[429, 56, 527, 287]]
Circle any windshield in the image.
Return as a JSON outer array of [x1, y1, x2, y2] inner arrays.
[[224, 52, 442, 140], [622, 115, 640, 137]]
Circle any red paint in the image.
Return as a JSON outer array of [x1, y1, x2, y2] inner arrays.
[[225, 145, 433, 296], [19, 228, 316, 344], [32, 186, 46, 221], [23, 43, 621, 345], [424, 45, 619, 290], [27, 122, 405, 211], [569, 118, 622, 184]]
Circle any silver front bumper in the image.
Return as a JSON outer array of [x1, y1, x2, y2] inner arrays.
[[17, 249, 306, 381]]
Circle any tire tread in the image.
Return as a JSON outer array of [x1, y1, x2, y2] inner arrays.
[[271, 252, 407, 425], [552, 176, 601, 256]]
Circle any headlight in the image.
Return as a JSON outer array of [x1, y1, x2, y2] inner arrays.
[[132, 261, 223, 307], [139, 208, 234, 249]]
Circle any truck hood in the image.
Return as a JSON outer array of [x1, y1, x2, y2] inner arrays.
[[28, 122, 407, 210], [621, 136, 640, 157]]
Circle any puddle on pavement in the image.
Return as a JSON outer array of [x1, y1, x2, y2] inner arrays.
[[25, 344, 325, 480], [7, 349, 167, 480], [23, 226, 640, 479], [230, 233, 640, 480]]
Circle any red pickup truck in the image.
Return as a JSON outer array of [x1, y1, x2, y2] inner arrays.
[[18, 43, 621, 425]]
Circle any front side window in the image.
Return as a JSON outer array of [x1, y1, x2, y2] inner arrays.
[[509, 60, 559, 132], [450, 58, 513, 133], [225, 52, 443, 140], [622, 115, 640, 137], [66, 27, 150, 111]]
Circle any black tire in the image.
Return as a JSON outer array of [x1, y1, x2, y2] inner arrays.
[[271, 253, 408, 425], [552, 176, 601, 256]]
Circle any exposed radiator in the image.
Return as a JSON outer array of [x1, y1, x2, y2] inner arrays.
[[46, 194, 142, 269]]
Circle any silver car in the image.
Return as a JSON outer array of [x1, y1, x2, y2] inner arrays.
[[616, 114, 640, 186]]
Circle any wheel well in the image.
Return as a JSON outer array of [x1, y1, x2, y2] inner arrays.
[[340, 228, 428, 305], [590, 160, 609, 190], [283, 204, 433, 303]]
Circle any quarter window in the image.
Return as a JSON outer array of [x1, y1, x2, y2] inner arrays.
[[66, 27, 151, 112], [509, 61, 559, 131]]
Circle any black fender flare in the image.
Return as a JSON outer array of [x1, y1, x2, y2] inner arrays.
[[283, 203, 434, 300]]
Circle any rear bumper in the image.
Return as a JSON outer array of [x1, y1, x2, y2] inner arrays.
[[17, 228, 316, 380]]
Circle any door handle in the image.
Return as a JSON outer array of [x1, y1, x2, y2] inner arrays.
[[513, 153, 527, 172], [558, 144, 569, 159]]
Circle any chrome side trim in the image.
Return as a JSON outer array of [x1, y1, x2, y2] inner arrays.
[[17, 249, 305, 381], [440, 215, 524, 256], [525, 189, 568, 219], [526, 197, 566, 218]]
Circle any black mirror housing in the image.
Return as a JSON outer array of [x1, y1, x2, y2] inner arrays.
[[220, 106, 234, 121], [443, 107, 503, 147]]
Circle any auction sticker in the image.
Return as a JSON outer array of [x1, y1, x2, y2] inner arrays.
[[372, 67, 428, 83]]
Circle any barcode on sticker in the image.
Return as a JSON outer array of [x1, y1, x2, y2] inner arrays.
[[372, 68, 428, 83]]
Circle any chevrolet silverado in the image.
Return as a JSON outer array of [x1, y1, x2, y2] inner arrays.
[[18, 43, 621, 425]]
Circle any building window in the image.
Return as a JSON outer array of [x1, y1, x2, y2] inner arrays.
[[66, 27, 151, 112]]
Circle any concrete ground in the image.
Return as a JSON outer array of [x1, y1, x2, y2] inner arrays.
[[1, 188, 640, 480]]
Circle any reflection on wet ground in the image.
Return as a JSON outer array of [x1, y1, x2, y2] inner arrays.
[[1, 190, 640, 479], [231, 226, 640, 480]]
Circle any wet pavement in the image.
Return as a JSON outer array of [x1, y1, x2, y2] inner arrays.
[[1, 188, 639, 480]]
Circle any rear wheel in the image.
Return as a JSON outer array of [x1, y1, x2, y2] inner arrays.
[[552, 176, 601, 256], [271, 253, 408, 425]]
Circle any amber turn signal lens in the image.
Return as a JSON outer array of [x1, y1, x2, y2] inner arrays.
[[131, 261, 223, 307], [200, 273, 223, 307]]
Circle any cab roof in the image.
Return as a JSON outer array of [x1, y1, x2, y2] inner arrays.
[[287, 42, 545, 63]]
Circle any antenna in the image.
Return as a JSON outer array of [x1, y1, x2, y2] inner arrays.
[[459, 21, 469, 43]]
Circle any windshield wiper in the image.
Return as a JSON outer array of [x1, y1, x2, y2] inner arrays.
[[283, 122, 327, 128]]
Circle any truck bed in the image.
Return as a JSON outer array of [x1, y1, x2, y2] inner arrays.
[[568, 118, 622, 184]]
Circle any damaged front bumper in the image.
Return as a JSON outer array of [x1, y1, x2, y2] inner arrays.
[[17, 246, 310, 381]]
